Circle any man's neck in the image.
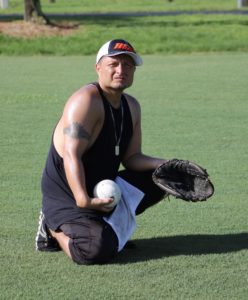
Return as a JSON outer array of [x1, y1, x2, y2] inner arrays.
[[98, 83, 123, 108]]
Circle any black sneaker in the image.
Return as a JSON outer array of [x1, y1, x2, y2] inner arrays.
[[35, 211, 61, 252]]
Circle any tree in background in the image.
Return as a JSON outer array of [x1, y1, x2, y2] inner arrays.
[[24, 0, 53, 24]]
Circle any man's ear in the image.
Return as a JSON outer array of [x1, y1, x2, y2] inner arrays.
[[95, 63, 100, 74]]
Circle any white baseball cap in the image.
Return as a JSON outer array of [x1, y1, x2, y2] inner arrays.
[[96, 39, 143, 66]]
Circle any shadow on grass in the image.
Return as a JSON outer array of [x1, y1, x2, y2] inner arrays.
[[115, 232, 248, 264], [12, 15, 246, 29], [60, 16, 248, 28]]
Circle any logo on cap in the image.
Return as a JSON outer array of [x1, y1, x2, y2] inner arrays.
[[113, 42, 135, 53]]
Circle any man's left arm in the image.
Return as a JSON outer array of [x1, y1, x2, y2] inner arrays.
[[123, 152, 166, 171], [122, 97, 167, 171]]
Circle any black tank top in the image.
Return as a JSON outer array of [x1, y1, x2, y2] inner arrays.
[[41, 83, 133, 230]]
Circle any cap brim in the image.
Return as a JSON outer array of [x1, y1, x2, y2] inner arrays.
[[99, 51, 142, 66]]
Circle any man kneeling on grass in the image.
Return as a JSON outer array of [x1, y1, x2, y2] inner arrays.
[[35, 39, 167, 265]]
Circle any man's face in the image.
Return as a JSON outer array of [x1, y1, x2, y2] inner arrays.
[[96, 54, 136, 91]]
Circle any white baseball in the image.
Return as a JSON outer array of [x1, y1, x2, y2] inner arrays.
[[93, 179, 122, 208]]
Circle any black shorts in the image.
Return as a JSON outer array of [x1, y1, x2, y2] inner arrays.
[[59, 169, 165, 265], [60, 217, 118, 265]]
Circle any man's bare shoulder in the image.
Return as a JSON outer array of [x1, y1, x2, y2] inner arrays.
[[123, 92, 141, 112], [55, 84, 103, 152], [66, 83, 101, 108], [59, 83, 104, 130]]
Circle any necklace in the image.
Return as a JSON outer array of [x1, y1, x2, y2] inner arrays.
[[108, 100, 124, 156]]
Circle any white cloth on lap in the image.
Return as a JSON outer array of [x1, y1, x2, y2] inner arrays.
[[103, 176, 144, 252]]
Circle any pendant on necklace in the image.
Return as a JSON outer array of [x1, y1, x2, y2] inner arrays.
[[115, 145, 120, 156]]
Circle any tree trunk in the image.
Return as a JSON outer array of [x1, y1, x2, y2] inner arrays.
[[24, 0, 33, 21], [24, 0, 51, 24]]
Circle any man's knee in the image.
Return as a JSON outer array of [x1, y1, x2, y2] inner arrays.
[[61, 219, 118, 265], [69, 235, 117, 265]]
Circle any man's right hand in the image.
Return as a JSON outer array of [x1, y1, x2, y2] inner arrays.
[[77, 197, 115, 213]]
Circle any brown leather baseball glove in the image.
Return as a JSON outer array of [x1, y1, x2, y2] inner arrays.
[[152, 159, 214, 202]]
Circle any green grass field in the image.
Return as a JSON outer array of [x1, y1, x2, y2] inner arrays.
[[0, 54, 247, 299]]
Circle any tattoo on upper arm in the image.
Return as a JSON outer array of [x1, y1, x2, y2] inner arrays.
[[63, 122, 90, 140]]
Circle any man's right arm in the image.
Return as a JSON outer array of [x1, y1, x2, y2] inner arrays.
[[60, 88, 114, 211], [63, 120, 91, 207]]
